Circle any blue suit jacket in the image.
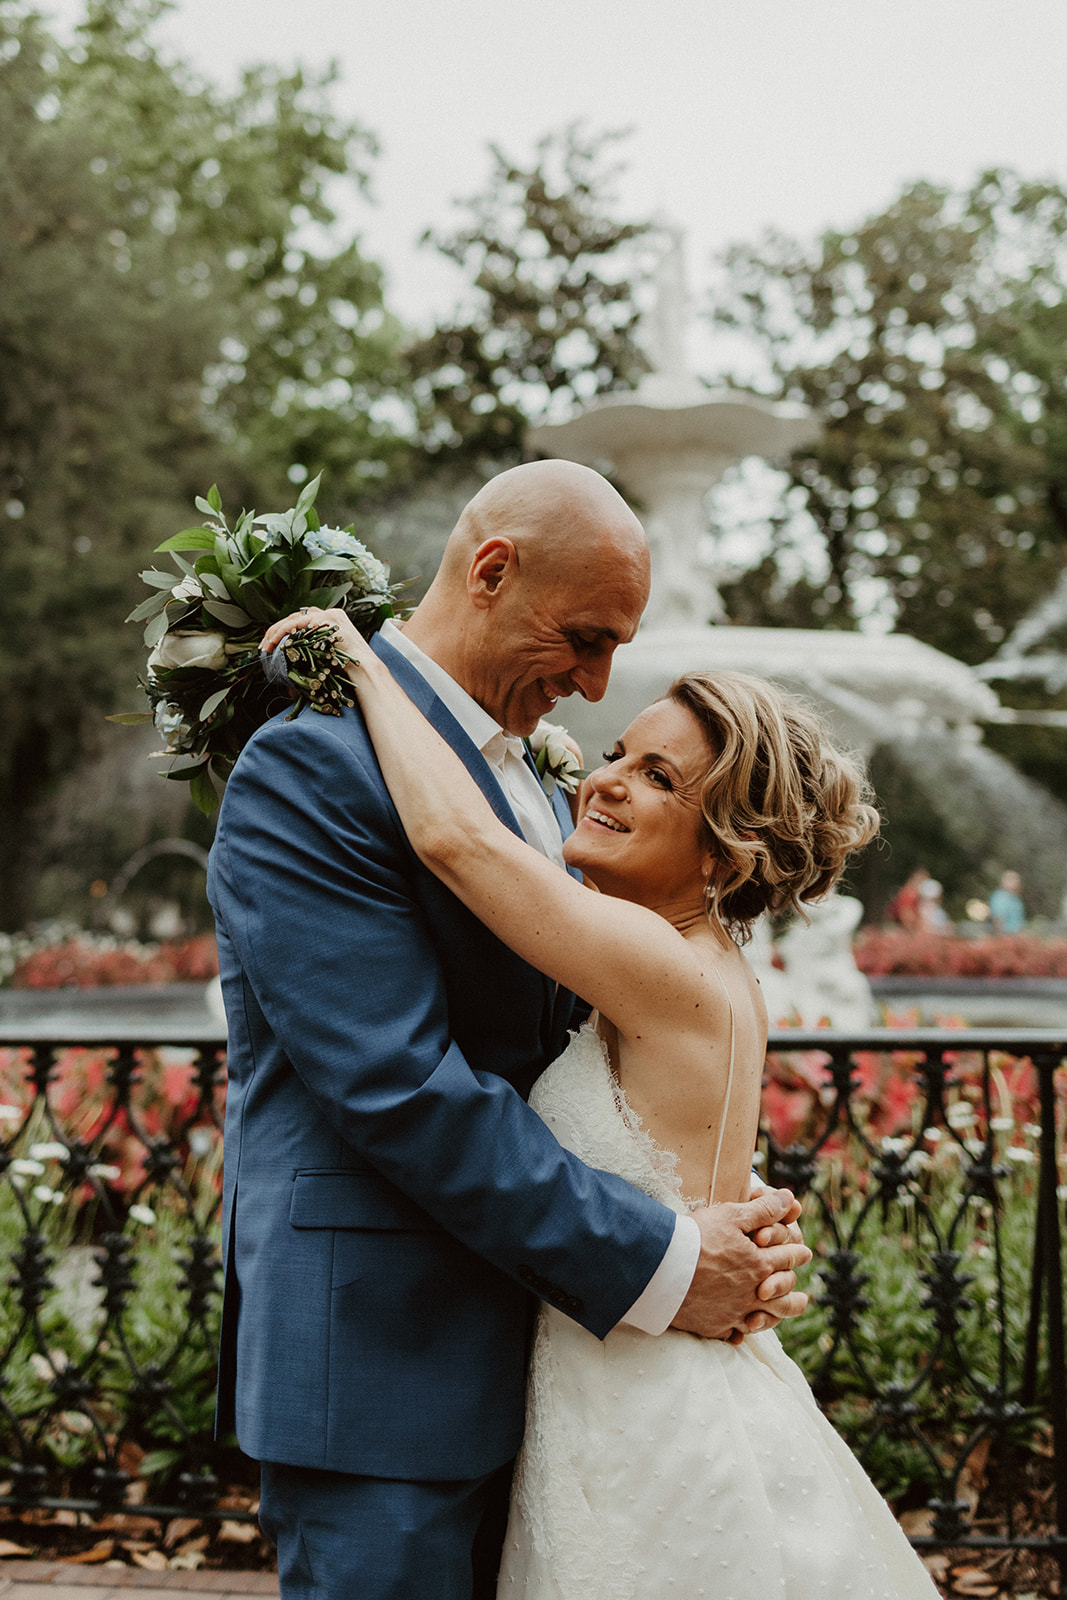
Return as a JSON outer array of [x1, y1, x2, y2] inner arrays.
[[207, 634, 676, 1480]]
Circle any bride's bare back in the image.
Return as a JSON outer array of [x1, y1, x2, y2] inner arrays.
[[602, 935, 767, 1209]]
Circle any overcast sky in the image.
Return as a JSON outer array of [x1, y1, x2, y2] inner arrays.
[[45, 0, 1067, 357]]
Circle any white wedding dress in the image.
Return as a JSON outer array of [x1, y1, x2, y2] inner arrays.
[[497, 1024, 939, 1599]]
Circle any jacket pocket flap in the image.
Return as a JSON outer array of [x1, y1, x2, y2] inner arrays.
[[289, 1169, 440, 1233]]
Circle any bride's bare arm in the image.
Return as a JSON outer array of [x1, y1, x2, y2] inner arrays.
[[262, 608, 711, 1041]]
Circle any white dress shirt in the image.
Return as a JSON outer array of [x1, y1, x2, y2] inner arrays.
[[379, 620, 700, 1334]]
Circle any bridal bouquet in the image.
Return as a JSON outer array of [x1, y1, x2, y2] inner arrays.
[[111, 475, 403, 814]]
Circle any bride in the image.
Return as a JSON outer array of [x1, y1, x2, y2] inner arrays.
[[264, 606, 938, 1600]]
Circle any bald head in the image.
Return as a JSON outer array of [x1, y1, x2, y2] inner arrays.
[[440, 459, 648, 588], [406, 460, 650, 733]]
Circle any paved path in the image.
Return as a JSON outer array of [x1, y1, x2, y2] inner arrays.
[[0, 1563, 277, 1600]]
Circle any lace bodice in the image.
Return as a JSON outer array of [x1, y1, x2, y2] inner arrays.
[[529, 1025, 691, 1213]]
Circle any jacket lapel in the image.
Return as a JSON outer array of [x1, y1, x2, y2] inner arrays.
[[372, 632, 526, 840]]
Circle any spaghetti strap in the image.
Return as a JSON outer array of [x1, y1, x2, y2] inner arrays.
[[706, 964, 736, 1206]]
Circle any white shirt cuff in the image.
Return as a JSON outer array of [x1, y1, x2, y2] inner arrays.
[[618, 1213, 701, 1335]]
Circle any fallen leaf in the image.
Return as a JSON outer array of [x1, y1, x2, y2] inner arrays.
[[96, 1513, 161, 1536], [217, 1519, 259, 1544], [958, 1436, 992, 1513], [0, 1540, 31, 1558], [951, 1565, 999, 1597], [131, 1549, 169, 1571], [64, 1539, 115, 1564], [899, 1508, 936, 1538], [169, 1549, 208, 1570], [163, 1516, 202, 1547], [175, 1536, 210, 1556]]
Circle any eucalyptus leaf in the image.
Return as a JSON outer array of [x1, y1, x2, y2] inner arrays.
[[199, 686, 230, 720], [106, 712, 154, 725], [143, 609, 172, 648], [127, 591, 170, 623], [156, 528, 217, 553], [198, 571, 231, 600], [203, 598, 254, 628], [139, 569, 181, 590], [255, 513, 294, 538]]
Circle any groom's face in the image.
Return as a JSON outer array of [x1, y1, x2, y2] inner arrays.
[[473, 559, 648, 735]]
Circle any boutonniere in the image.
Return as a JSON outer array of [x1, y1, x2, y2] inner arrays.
[[528, 720, 588, 797]]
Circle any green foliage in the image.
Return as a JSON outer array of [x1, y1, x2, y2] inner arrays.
[[405, 124, 652, 467], [711, 171, 1067, 660], [0, 0, 408, 926], [124, 475, 404, 813]]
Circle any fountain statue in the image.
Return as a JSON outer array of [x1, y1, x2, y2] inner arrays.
[[529, 227, 1002, 764]]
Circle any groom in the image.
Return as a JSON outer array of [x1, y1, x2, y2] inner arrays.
[[207, 459, 809, 1600]]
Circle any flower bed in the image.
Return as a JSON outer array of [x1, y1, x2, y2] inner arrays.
[[1, 928, 218, 989], [853, 928, 1067, 979]]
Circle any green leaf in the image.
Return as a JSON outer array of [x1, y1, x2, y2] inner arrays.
[[207, 483, 223, 513], [164, 761, 208, 780], [139, 1448, 182, 1479], [199, 686, 230, 720], [190, 766, 220, 815], [203, 598, 253, 628], [156, 528, 217, 553], [313, 583, 351, 609], [198, 571, 231, 600], [238, 550, 281, 582], [143, 610, 171, 648], [294, 472, 323, 517], [139, 569, 180, 590], [106, 712, 154, 725]]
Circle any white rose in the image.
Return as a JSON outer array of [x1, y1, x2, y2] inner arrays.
[[148, 630, 229, 676]]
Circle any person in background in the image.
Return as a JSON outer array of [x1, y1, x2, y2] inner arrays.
[[989, 870, 1026, 934], [887, 866, 930, 931], [916, 877, 951, 933]]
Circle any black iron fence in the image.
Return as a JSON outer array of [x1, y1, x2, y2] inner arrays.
[[0, 1020, 1061, 1574], [761, 1027, 1067, 1583]]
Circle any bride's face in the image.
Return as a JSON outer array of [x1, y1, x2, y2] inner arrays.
[[563, 698, 714, 912]]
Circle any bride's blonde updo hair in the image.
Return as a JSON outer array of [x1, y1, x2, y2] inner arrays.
[[666, 671, 881, 946]]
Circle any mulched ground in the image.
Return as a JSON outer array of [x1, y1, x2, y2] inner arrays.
[[0, 1460, 1059, 1598]]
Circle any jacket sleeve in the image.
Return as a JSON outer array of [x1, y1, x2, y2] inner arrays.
[[209, 706, 676, 1339]]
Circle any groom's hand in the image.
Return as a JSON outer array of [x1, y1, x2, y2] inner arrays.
[[669, 1188, 811, 1343]]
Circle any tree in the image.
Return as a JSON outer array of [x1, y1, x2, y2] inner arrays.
[[711, 171, 1067, 665], [404, 124, 652, 469], [0, 0, 408, 928]]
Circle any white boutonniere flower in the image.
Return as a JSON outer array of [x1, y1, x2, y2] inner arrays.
[[528, 720, 588, 797]]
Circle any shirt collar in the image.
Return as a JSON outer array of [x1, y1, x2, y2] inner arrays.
[[380, 618, 511, 758]]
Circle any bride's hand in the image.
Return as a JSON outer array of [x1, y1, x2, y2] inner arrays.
[[261, 605, 374, 671]]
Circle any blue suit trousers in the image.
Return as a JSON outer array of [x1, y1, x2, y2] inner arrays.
[[259, 1460, 512, 1600]]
